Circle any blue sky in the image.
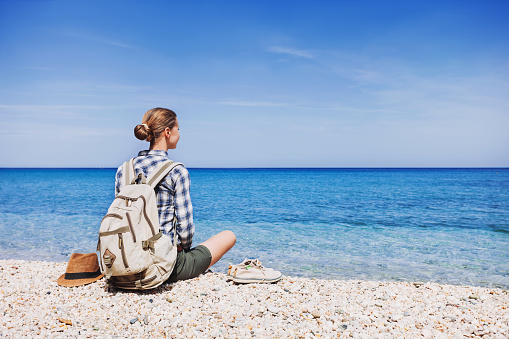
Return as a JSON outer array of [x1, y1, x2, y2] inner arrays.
[[0, 0, 508, 167]]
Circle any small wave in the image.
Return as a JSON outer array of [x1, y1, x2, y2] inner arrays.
[[489, 226, 509, 235]]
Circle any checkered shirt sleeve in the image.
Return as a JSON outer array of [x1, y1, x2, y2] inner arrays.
[[115, 166, 123, 195], [114, 151, 195, 250], [158, 166, 195, 250]]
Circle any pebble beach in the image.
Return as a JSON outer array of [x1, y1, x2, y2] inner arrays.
[[1, 260, 508, 338]]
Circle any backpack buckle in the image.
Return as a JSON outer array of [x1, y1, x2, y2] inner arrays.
[[142, 240, 154, 251], [103, 249, 116, 268]]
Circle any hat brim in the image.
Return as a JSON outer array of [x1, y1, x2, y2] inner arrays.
[[57, 273, 104, 287]]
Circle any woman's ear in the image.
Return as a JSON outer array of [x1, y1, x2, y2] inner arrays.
[[165, 127, 171, 137]]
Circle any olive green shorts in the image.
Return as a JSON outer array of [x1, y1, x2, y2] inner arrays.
[[166, 245, 212, 283]]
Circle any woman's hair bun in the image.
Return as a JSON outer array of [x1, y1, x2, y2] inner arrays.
[[134, 123, 153, 142], [135, 108, 177, 143]]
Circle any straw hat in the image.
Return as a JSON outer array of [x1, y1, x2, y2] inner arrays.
[[57, 253, 104, 287]]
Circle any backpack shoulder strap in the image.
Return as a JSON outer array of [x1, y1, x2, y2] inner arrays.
[[147, 160, 184, 188], [122, 158, 135, 187]]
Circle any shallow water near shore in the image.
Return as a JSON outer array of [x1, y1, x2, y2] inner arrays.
[[0, 167, 508, 288]]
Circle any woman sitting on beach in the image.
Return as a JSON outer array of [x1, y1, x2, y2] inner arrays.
[[115, 107, 236, 282]]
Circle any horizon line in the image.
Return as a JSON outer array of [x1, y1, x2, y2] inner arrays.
[[1, 167, 508, 170]]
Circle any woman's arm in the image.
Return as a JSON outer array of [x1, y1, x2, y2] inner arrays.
[[172, 166, 195, 250], [114, 166, 123, 196]]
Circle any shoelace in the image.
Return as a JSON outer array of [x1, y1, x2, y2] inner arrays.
[[244, 259, 264, 270]]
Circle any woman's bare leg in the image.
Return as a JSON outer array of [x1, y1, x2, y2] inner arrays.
[[199, 230, 236, 268]]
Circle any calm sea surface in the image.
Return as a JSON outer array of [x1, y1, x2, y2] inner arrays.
[[0, 168, 508, 288]]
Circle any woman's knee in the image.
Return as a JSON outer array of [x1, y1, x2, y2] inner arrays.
[[222, 230, 236, 246], [214, 230, 236, 251], [199, 230, 236, 252]]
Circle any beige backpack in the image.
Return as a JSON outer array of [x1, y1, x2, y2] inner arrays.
[[97, 159, 182, 289]]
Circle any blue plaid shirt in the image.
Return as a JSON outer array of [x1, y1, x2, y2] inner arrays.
[[115, 150, 195, 250]]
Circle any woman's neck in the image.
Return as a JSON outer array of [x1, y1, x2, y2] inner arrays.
[[150, 139, 168, 151]]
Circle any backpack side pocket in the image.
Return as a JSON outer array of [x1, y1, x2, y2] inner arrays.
[[143, 232, 177, 280]]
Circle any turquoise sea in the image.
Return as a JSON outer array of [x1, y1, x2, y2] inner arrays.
[[0, 168, 508, 288]]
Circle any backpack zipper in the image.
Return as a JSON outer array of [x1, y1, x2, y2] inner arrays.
[[115, 195, 138, 207], [125, 212, 136, 243], [101, 213, 123, 223], [139, 195, 156, 236], [118, 233, 129, 269]]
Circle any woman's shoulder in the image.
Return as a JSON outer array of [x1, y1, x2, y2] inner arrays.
[[115, 162, 125, 178], [170, 163, 189, 179], [159, 163, 188, 189], [116, 162, 124, 173]]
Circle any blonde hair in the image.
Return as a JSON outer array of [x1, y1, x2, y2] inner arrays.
[[134, 108, 177, 143]]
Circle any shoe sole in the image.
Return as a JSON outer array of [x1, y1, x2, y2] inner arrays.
[[226, 274, 283, 284]]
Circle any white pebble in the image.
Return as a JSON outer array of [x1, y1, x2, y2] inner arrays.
[[1, 259, 508, 339]]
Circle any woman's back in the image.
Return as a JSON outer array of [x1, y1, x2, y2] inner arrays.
[[115, 149, 195, 250], [115, 107, 235, 283]]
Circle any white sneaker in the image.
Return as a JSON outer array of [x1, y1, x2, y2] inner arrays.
[[226, 259, 282, 284]]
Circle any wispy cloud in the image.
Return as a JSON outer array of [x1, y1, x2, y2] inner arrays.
[[215, 99, 293, 108], [0, 105, 117, 121], [0, 123, 121, 138], [25, 66, 55, 71], [213, 98, 405, 116], [55, 30, 134, 49], [266, 46, 315, 59], [77, 34, 133, 49], [0, 104, 109, 111], [0, 82, 154, 99]]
